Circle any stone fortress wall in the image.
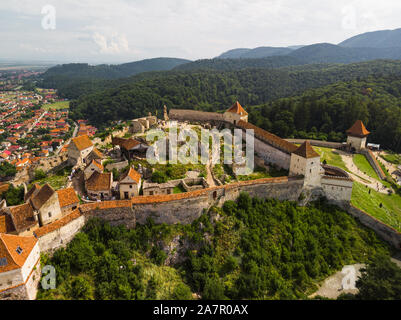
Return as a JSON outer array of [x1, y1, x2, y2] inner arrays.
[[361, 149, 386, 180], [169, 109, 225, 123]]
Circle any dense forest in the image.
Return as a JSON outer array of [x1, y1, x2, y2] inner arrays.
[[37, 194, 392, 300], [247, 76, 401, 151]]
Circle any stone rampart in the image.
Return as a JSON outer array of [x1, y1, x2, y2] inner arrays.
[[346, 204, 401, 249]]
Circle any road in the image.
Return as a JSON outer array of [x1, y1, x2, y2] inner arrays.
[[21, 110, 47, 138], [55, 121, 78, 155]]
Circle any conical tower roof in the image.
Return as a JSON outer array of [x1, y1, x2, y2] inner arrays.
[[347, 120, 370, 138], [226, 101, 248, 116], [293, 141, 320, 158]]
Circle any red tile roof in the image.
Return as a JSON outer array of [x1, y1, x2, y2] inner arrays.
[[347, 120, 370, 138], [34, 209, 81, 238], [132, 176, 290, 204], [85, 172, 112, 191], [236, 120, 298, 154], [293, 141, 320, 159], [57, 188, 79, 208], [71, 134, 93, 151], [9, 203, 37, 233], [226, 101, 248, 116], [0, 233, 38, 273]]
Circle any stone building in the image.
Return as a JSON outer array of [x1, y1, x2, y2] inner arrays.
[[112, 137, 149, 160], [346, 120, 370, 152], [130, 115, 157, 134], [0, 203, 39, 236], [289, 141, 324, 187], [85, 171, 113, 201], [26, 184, 62, 227], [56, 188, 80, 215], [223, 101, 248, 124], [118, 167, 141, 199], [68, 134, 94, 166], [0, 233, 41, 300], [84, 159, 104, 180]]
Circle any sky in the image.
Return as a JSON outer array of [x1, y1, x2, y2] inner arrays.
[[1, 0, 401, 64]]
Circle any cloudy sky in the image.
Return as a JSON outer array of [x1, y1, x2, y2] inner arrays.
[[1, 0, 401, 64]]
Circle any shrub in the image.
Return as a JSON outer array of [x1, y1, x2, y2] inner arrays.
[[151, 171, 168, 183], [34, 169, 47, 180]]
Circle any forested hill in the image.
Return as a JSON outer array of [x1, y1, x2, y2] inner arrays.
[[247, 76, 401, 152], [43, 58, 190, 79], [173, 56, 305, 71], [69, 59, 401, 122], [339, 28, 401, 48], [178, 44, 401, 72], [217, 46, 294, 59], [40, 58, 190, 93]]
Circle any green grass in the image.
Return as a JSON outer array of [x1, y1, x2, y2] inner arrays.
[[42, 101, 70, 110], [173, 185, 186, 194], [29, 167, 72, 190], [381, 152, 401, 165], [351, 182, 401, 232], [313, 147, 348, 172], [237, 166, 288, 181], [353, 154, 381, 181]]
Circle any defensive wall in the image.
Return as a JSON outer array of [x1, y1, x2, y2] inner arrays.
[[32, 176, 401, 252], [285, 139, 344, 149], [169, 109, 225, 124], [361, 149, 386, 180], [34, 177, 305, 252], [346, 204, 401, 249]]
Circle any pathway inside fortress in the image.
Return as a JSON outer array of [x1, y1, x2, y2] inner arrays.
[[339, 151, 390, 194]]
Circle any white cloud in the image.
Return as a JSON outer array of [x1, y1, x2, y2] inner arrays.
[[92, 32, 130, 54]]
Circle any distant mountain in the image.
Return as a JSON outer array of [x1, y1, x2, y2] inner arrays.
[[339, 28, 401, 48], [42, 57, 191, 81], [289, 43, 401, 63], [218, 48, 252, 59], [174, 56, 305, 71], [217, 46, 294, 59]]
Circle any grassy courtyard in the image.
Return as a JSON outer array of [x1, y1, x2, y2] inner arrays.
[[351, 182, 401, 232], [313, 146, 348, 172]]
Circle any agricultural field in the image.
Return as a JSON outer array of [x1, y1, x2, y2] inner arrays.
[[42, 100, 70, 110]]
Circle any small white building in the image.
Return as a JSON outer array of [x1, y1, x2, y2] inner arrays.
[[346, 120, 370, 152], [223, 101, 249, 124], [118, 167, 141, 199], [289, 141, 324, 187]]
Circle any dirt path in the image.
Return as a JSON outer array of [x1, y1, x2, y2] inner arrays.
[[310, 264, 364, 299], [340, 152, 388, 194], [205, 159, 217, 187], [377, 151, 400, 182]]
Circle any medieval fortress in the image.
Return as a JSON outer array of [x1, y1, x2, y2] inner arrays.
[[0, 102, 397, 300]]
